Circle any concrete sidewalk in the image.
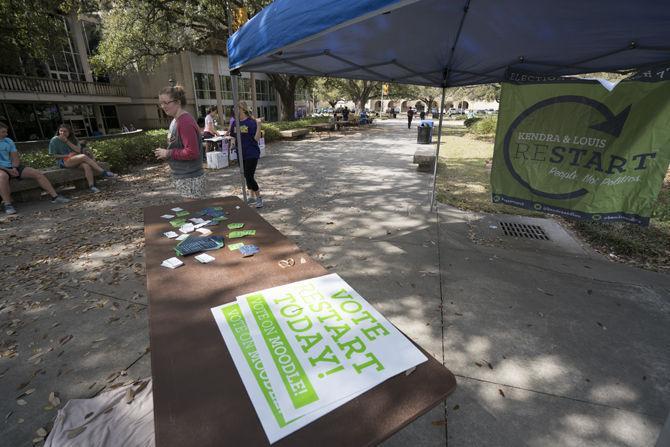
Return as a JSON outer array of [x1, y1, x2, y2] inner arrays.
[[1, 119, 668, 446]]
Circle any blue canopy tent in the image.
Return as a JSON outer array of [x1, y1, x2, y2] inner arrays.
[[227, 0, 670, 210]]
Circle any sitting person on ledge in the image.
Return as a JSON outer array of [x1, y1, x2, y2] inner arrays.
[[0, 122, 70, 215], [48, 124, 117, 194]]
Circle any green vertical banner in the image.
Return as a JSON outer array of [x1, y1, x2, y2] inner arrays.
[[491, 67, 670, 225]]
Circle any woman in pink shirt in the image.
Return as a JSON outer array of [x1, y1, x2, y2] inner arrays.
[[154, 85, 205, 198]]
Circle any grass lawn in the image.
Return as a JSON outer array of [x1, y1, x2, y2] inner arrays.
[[435, 126, 670, 272]]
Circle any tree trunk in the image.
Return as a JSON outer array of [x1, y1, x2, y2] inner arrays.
[[267, 73, 299, 121], [352, 80, 379, 112]]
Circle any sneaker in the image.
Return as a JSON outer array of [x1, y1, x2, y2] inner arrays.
[[90, 186, 101, 193], [247, 197, 256, 205], [4, 204, 16, 214], [51, 195, 71, 204], [102, 171, 118, 178], [255, 197, 264, 208]]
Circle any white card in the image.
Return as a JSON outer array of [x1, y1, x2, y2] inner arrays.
[[171, 207, 184, 212], [163, 231, 179, 239], [195, 253, 215, 263], [161, 214, 175, 219], [161, 257, 184, 269], [189, 217, 206, 224], [196, 228, 212, 236], [176, 234, 190, 241], [194, 220, 211, 229], [179, 223, 195, 234]]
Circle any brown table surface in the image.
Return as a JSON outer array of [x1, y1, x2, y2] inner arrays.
[[144, 196, 456, 447]]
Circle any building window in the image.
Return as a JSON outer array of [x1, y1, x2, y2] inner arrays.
[[268, 105, 278, 122], [2, 103, 42, 141], [194, 73, 216, 100], [255, 80, 267, 101], [238, 77, 252, 101], [101, 105, 120, 132], [82, 21, 102, 56], [220, 75, 232, 100], [47, 18, 85, 81], [34, 104, 61, 139]]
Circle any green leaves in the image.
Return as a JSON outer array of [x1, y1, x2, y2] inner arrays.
[[92, 0, 270, 75]]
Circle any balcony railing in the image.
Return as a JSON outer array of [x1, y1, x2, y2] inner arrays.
[[0, 74, 127, 97]]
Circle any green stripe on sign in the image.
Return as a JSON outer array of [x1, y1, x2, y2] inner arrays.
[[222, 304, 290, 427], [246, 294, 318, 409]]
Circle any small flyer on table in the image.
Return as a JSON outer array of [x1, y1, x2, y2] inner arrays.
[[234, 273, 427, 421]]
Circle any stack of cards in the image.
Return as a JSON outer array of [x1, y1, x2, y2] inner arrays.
[[239, 245, 259, 257], [228, 229, 256, 239], [161, 257, 184, 269], [228, 242, 245, 251], [180, 223, 195, 234], [210, 274, 427, 443], [195, 253, 215, 263], [175, 235, 224, 256]]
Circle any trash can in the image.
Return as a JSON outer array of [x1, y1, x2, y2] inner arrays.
[[417, 121, 433, 144]]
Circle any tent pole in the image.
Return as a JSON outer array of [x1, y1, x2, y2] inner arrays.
[[227, 6, 247, 204], [230, 75, 248, 204], [430, 86, 447, 212]]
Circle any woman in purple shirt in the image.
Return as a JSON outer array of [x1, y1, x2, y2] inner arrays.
[[230, 101, 263, 208]]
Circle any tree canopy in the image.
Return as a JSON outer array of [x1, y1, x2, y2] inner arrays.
[[0, 0, 97, 76], [91, 1, 247, 74]]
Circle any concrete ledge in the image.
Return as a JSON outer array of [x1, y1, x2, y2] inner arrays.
[[308, 123, 336, 132], [413, 148, 436, 172], [10, 162, 109, 202], [279, 128, 310, 139]]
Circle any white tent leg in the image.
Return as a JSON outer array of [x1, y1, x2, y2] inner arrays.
[[230, 73, 248, 204], [227, 7, 248, 204], [430, 87, 447, 212]]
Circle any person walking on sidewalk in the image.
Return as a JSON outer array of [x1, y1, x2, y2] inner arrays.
[[1, 122, 70, 214], [49, 124, 117, 194], [154, 84, 206, 199], [230, 101, 263, 208], [407, 107, 415, 129]]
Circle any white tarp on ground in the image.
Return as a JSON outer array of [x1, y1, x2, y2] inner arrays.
[[45, 379, 154, 447]]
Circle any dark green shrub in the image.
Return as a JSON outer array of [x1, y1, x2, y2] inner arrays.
[[88, 130, 165, 173], [20, 151, 57, 169], [262, 125, 282, 143], [20, 130, 166, 173], [470, 116, 498, 135]]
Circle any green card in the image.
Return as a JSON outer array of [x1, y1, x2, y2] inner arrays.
[[228, 242, 245, 251], [176, 210, 190, 217], [227, 223, 245, 229], [212, 216, 228, 222], [228, 229, 256, 238], [212, 206, 223, 211], [169, 218, 187, 228]]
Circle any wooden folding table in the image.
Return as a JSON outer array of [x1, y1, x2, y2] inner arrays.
[[144, 196, 456, 446]]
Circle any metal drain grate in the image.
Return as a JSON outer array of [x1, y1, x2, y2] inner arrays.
[[499, 222, 550, 240]]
